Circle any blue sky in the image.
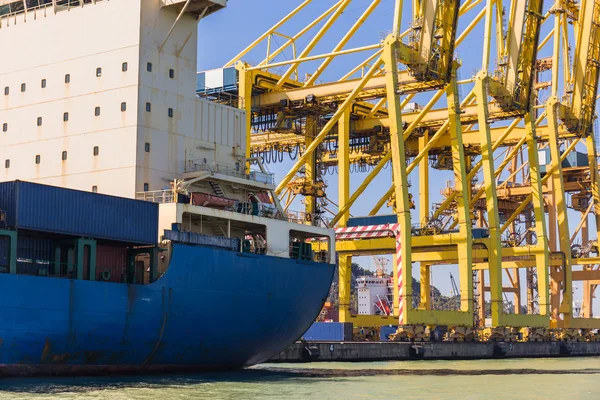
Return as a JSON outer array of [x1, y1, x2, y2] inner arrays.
[[197, 1, 600, 311]]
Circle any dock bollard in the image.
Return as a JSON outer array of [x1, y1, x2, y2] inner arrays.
[[409, 345, 425, 358], [492, 343, 508, 357], [301, 340, 321, 361], [559, 342, 572, 356]]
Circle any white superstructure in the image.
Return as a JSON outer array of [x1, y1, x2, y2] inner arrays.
[[0, 0, 239, 198], [357, 276, 393, 315], [0, 0, 336, 261]]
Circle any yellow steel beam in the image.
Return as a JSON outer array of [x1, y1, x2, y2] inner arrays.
[[338, 108, 351, 227], [259, 0, 346, 67], [338, 254, 353, 323], [383, 34, 413, 325], [256, 68, 445, 106], [343, 314, 400, 328], [447, 75, 474, 316], [481, 0, 494, 71], [353, 101, 525, 131], [305, 0, 382, 87], [498, 138, 581, 232], [330, 87, 447, 226], [571, 0, 600, 132], [419, 131, 429, 225], [392, 0, 402, 34], [238, 64, 253, 160], [586, 134, 600, 244], [224, 0, 312, 67], [475, 72, 504, 327], [274, 57, 384, 195], [304, 116, 317, 217], [339, 49, 384, 81], [524, 110, 550, 319], [248, 44, 382, 72], [547, 96, 574, 326], [275, 0, 353, 89]]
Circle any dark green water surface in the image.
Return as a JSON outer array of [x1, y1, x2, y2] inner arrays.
[[1, 358, 598, 399]]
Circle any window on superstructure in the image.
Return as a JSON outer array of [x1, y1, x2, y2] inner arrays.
[[4, 160, 9, 169], [35, 155, 40, 165], [147, 63, 152, 72], [93, 146, 99, 156], [65, 74, 70, 84], [122, 62, 128, 72], [95, 107, 101, 117], [146, 102, 151, 112], [144, 183, 149, 192], [63, 112, 69, 122], [20, 83, 26, 93], [41, 79, 46, 89], [96, 67, 102, 77], [121, 102, 127, 112], [2, 123, 7, 132], [62, 151, 67, 161], [3, 87, 8, 96], [145, 143, 150, 153], [37, 117, 42, 126], [92, 186, 98, 193], [168, 108, 173, 118], [169, 69, 175, 79]]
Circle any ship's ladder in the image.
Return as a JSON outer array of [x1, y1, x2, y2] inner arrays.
[[209, 181, 225, 197]]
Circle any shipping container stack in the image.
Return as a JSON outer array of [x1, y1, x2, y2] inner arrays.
[[0, 181, 159, 283]]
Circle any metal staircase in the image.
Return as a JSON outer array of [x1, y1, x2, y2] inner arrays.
[[209, 181, 225, 197]]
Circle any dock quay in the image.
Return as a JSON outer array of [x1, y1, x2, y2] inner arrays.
[[270, 341, 600, 363]]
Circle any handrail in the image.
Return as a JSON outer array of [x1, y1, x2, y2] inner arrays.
[[0, 0, 104, 23], [135, 188, 330, 228], [186, 161, 276, 185]]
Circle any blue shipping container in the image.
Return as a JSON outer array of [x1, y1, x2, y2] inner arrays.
[[196, 67, 238, 94], [380, 325, 398, 341], [302, 322, 353, 341], [347, 215, 398, 227], [16, 236, 54, 276], [0, 181, 158, 245]]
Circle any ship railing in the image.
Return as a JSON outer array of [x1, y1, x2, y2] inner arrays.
[[226, 203, 331, 227], [136, 190, 176, 204], [282, 210, 331, 229], [5, 261, 138, 284], [186, 161, 275, 186], [196, 89, 239, 108], [0, 0, 104, 21]]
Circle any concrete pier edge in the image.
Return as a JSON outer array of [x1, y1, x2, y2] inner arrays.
[[269, 341, 600, 363]]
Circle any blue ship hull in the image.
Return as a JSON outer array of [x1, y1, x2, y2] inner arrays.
[[0, 243, 335, 377]]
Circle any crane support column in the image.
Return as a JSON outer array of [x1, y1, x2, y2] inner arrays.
[[524, 111, 551, 322], [474, 71, 504, 327], [547, 96, 573, 328], [447, 75, 473, 316], [338, 108, 351, 227], [383, 34, 412, 325]]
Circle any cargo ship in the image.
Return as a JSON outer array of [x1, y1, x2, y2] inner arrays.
[[0, 0, 335, 376]]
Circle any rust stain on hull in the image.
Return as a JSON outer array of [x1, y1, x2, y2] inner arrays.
[[142, 287, 173, 367], [40, 338, 51, 363]]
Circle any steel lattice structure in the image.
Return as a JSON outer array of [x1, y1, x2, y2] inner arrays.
[[202, 0, 600, 339]]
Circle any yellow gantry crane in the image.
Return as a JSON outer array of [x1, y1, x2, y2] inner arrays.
[[199, 0, 600, 340]]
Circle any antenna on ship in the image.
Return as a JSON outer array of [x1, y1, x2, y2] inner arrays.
[[372, 256, 388, 278]]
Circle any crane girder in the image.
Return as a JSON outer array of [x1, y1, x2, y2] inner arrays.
[[566, 0, 600, 135], [251, 69, 447, 108], [250, 124, 577, 165], [224, 0, 600, 330], [489, 0, 544, 111]]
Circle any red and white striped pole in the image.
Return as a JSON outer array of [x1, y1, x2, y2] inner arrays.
[[396, 228, 403, 325]]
